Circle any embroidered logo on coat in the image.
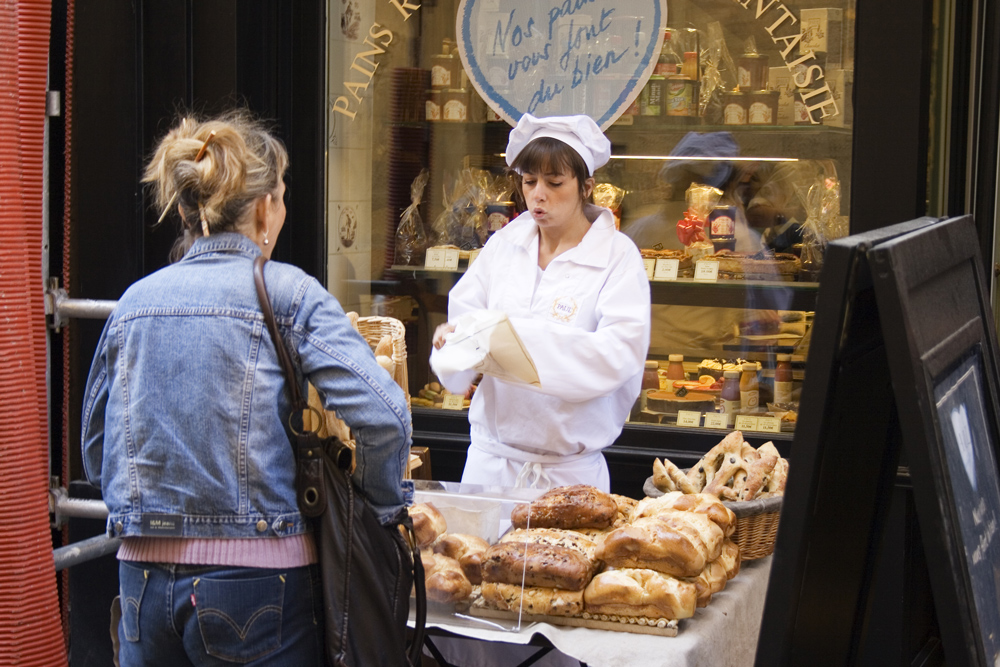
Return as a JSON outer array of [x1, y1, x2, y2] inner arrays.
[[551, 296, 579, 323]]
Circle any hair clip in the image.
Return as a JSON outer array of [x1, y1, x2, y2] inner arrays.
[[155, 130, 217, 224]]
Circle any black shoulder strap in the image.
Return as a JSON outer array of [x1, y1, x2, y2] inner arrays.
[[253, 255, 307, 411]]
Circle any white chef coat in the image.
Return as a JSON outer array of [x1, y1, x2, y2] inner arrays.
[[447, 206, 651, 489]]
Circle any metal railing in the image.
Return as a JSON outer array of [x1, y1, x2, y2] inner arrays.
[[47, 286, 120, 569], [49, 488, 117, 571]]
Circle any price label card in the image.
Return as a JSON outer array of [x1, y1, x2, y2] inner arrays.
[[642, 258, 656, 280], [468, 248, 482, 266], [758, 416, 782, 433], [704, 413, 730, 429], [441, 394, 465, 410], [424, 247, 445, 269], [694, 260, 720, 282], [442, 248, 461, 270], [735, 414, 760, 431], [676, 410, 702, 427], [653, 258, 680, 281]]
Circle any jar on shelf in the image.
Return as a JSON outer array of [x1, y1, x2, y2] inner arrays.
[[640, 360, 660, 412], [665, 78, 699, 120], [431, 39, 458, 90], [748, 90, 779, 125], [708, 205, 737, 252], [720, 370, 741, 426], [665, 354, 686, 382], [484, 201, 515, 236], [774, 354, 793, 405], [737, 52, 768, 92], [740, 362, 760, 412], [425, 89, 442, 121], [722, 90, 748, 125], [442, 89, 470, 122]]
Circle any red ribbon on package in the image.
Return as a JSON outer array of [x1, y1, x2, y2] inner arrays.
[[676, 210, 707, 246]]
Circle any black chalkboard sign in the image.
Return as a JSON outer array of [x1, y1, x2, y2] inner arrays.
[[870, 215, 1000, 666], [755, 215, 1000, 666]]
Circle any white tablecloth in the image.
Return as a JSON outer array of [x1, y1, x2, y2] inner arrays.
[[414, 556, 774, 667]]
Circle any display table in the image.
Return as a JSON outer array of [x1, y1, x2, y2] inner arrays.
[[411, 556, 773, 667]]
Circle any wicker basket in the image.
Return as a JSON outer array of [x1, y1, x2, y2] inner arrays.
[[642, 476, 782, 561], [303, 315, 415, 475], [356, 315, 410, 411]]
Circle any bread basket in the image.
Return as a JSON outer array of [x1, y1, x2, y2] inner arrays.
[[642, 475, 782, 560], [356, 315, 410, 411]]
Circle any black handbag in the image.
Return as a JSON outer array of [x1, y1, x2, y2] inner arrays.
[[253, 255, 426, 667]]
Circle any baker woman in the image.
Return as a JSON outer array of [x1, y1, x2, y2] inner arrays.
[[433, 113, 651, 492]]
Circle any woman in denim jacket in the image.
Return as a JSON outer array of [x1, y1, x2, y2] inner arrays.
[[82, 111, 413, 666]]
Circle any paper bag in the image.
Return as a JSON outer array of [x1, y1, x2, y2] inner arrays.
[[430, 310, 540, 393]]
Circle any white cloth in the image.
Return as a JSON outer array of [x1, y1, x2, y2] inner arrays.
[[418, 556, 774, 667], [461, 443, 610, 492], [446, 207, 651, 480], [506, 113, 611, 176]]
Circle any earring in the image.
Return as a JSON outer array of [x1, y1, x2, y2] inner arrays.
[[264, 232, 270, 246]]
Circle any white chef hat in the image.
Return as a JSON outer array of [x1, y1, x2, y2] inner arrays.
[[506, 113, 611, 177]]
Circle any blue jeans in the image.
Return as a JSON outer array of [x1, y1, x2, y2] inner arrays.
[[117, 561, 322, 666]]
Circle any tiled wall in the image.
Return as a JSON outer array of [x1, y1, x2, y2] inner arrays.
[[326, 0, 376, 315]]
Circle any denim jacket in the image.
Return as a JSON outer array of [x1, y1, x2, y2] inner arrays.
[[82, 233, 413, 539]]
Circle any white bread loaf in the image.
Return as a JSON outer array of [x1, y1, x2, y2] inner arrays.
[[409, 503, 447, 548], [718, 538, 741, 580], [480, 582, 584, 617], [432, 533, 490, 584], [683, 558, 728, 607], [583, 568, 697, 620], [632, 493, 737, 538], [420, 551, 473, 603], [596, 512, 725, 578]]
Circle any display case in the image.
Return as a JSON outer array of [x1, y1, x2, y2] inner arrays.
[[326, 0, 855, 491]]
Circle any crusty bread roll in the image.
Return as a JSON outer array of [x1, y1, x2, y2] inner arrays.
[[481, 542, 596, 591], [432, 533, 489, 560], [409, 503, 447, 548], [420, 551, 473, 603], [632, 493, 737, 538], [510, 485, 617, 530], [597, 512, 725, 578], [499, 528, 599, 561], [432, 533, 490, 584], [718, 538, 741, 580], [480, 582, 584, 617], [584, 568, 697, 620], [611, 494, 639, 527], [683, 558, 728, 607], [568, 527, 613, 547]]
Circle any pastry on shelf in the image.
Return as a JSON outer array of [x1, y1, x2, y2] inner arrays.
[[700, 249, 801, 281], [645, 389, 716, 415]]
